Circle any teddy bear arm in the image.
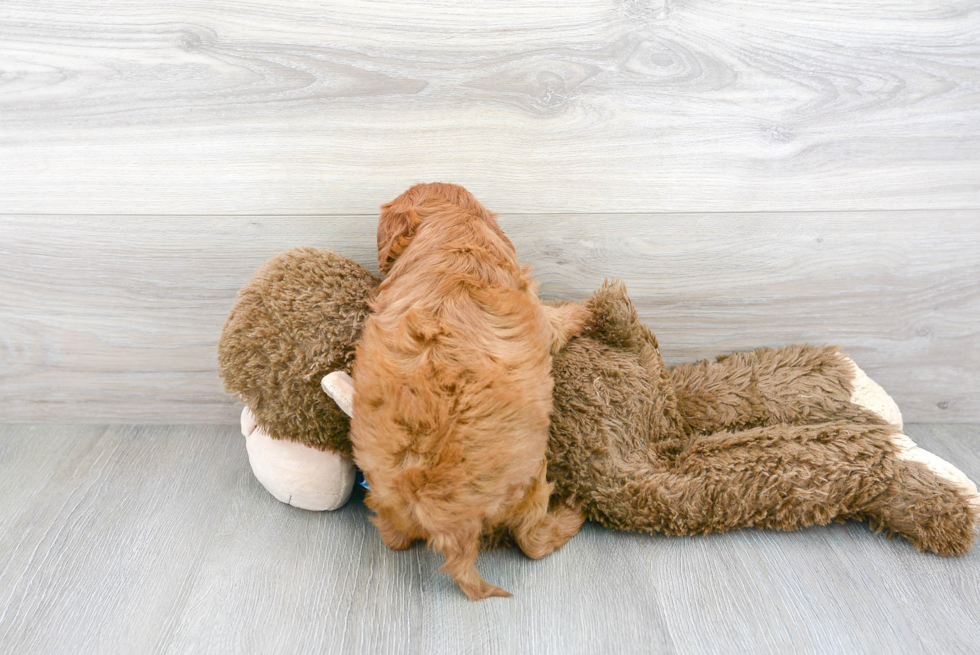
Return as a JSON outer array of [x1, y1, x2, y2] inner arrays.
[[670, 344, 902, 433]]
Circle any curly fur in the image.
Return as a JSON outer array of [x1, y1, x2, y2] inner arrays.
[[546, 283, 978, 556], [218, 248, 379, 456], [217, 195, 979, 574], [352, 183, 587, 599]]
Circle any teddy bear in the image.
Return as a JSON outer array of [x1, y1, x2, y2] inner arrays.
[[219, 245, 979, 557]]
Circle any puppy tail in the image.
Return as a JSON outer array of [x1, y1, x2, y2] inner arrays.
[[431, 522, 512, 600]]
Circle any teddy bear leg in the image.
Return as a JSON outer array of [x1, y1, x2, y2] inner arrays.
[[670, 345, 903, 434], [580, 420, 978, 554], [865, 442, 979, 556], [887, 432, 978, 502], [241, 407, 356, 511]]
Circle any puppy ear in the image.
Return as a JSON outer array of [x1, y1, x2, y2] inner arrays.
[[377, 202, 421, 274]]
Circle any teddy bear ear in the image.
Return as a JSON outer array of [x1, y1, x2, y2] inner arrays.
[[377, 201, 421, 274], [321, 371, 354, 418]]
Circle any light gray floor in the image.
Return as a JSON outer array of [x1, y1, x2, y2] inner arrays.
[[1, 424, 978, 654]]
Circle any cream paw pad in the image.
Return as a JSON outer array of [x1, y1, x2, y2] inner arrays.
[[843, 356, 979, 513], [842, 355, 904, 430]]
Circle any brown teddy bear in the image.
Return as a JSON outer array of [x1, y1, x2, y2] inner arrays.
[[219, 246, 979, 558]]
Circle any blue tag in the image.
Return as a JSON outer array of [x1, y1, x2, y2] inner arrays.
[[357, 471, 370, 490]]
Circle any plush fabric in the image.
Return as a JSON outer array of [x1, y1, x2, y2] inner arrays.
[[219, 249, 979, 556], [219, 248, 379, 456]]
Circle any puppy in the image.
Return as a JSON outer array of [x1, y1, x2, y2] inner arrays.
[[351, 183, 588, 600]]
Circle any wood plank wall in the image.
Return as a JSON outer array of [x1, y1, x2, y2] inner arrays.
[[1, 1, 978, 422]]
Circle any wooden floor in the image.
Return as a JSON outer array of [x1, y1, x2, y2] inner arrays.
[[1, 424, 978, 654]]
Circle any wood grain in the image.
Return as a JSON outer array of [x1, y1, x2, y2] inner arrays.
[[648, 423, 980, 654], [0, 0, 978, 214], [0, 425, 244, 654], [1, 213, 977, 423], [0, 424, 977, 653]]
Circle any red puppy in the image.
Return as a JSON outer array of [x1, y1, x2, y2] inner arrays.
[[351, 183, 588, 599]]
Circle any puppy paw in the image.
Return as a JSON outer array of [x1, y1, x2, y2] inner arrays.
[[565, 303, 592, 337], [841, 355, 903, 429], [370, 512, 416, 551], [544, 302, 592, 354], [513, 505, 585, 560]]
